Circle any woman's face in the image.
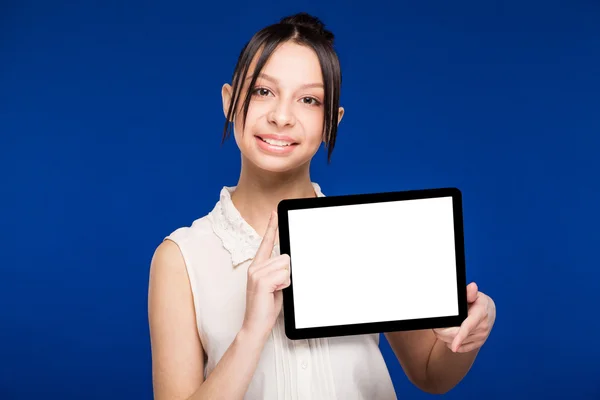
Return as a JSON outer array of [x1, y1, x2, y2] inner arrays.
[[222, 41, 343, 173]]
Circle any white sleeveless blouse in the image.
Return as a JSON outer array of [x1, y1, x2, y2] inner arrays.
[[165, 183, 398, 399]]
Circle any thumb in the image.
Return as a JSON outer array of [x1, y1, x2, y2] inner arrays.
[[451, 320, 472, 352]]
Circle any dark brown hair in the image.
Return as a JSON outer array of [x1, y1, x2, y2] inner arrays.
[[222, 12, 342, 163]]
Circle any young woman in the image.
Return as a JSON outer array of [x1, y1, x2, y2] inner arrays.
[[148, 12, 496, 400]]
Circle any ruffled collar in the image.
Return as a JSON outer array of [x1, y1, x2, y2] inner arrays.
[[207, 182, 325, 267]]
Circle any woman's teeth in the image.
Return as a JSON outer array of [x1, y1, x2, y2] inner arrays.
[[261, 137, 293, 147]]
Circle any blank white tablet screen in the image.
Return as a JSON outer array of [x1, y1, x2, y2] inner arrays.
[[287, 196, 459, 330]]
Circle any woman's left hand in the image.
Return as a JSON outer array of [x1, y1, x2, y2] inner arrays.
[[433, 282, 496, 353]]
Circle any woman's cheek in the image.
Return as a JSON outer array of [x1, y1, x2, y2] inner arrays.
[[309, 115, 327, 145]]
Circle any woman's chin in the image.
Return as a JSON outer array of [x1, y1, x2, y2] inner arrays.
[[253, 158, 303, 174], [242, 151, 311, 175]]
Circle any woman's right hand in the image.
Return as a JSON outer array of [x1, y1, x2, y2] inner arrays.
[[240, 211, 291, 342]]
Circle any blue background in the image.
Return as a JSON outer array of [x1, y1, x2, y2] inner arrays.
[[2, 0, 599, 398]]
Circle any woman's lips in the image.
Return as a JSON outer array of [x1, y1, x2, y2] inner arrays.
[[254, 135, 299, 155]]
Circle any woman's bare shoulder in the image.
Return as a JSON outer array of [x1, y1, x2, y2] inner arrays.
[[148, 239, 205, 399]]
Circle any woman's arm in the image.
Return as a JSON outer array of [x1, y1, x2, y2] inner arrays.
[[384, 283, 496, 394], [148, 240, 268, 400], [148, 240, 205, 399], [384, 329, 478, 394]]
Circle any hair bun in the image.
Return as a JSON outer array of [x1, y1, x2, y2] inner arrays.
[[280, 12, 334, 43]]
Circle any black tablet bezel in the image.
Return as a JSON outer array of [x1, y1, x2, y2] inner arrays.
[[277, 187, 468, 340]]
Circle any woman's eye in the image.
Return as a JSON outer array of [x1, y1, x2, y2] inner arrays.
[[253, 88, 271, 97], [301, 97, 320, 106]]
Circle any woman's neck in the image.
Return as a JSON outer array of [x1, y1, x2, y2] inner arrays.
[[231, 159, 317, 239]]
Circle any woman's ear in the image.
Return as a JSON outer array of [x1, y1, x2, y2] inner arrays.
[[323, 106, 346, 144], [221, 83, 233, 120], [337, 106, 345, 125]]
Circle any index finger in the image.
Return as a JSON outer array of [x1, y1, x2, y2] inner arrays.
[[255, 211, 278, 262]]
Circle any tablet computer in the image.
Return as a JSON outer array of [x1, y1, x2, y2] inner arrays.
[[277, 187, 468, 340]]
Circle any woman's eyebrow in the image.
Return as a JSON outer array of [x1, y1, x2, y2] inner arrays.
[[246, 72, 324, 89]]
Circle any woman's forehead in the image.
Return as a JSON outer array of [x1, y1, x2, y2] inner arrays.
[[248, 42, 324, 87]]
